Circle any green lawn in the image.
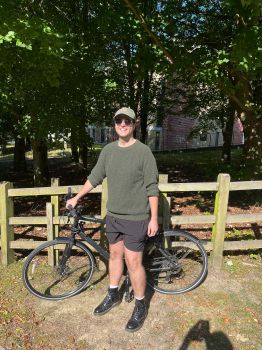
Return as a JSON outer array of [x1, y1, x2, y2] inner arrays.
[[155, 147, 260, 182]]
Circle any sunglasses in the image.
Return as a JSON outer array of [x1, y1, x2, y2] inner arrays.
[[114, 117, 134, 126]]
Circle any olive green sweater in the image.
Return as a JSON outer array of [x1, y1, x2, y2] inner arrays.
[[88, 140, 159, 220]]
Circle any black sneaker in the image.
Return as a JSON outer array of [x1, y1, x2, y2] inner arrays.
[[125, 299, 148, 332], [93, 288, 121, 316]]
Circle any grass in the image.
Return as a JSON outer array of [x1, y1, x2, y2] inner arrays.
[[154, 147, 260, 182], [1, 255, 262, 349], [1, 143, 259, 182], [225, 228, 255, 241]]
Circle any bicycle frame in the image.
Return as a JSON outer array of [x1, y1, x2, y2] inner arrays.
[[73, 216, 110, 261], [66, 213, 179, 274], [22, 208, 208, 300]]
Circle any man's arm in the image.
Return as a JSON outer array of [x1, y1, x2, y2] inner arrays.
[[66, 146, 107, 209], [147, 196, 159, 237], [66, 179, 94, 208]]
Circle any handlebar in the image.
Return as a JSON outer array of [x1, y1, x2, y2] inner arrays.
[[66, 204, 78, 219], [65, 188, 104, 224], [65, 187, 81, 219]]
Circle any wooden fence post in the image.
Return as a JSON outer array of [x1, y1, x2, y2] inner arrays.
[[159, 174, 170, 230], [46, 202, 55, 266], [0, 182, 15, 266], [159, 174, 171, 249], [99, 178, 108, 270], [51, 178, 60, 238], [210, 173, 230, 271]]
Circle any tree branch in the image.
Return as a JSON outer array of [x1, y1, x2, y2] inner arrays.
[[122, 0, 175, 65]]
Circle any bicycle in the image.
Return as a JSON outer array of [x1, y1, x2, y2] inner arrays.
[[22, 192, 208, 301]]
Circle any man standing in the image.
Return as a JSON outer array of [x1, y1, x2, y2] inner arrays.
[[66, 107, 159, 332]]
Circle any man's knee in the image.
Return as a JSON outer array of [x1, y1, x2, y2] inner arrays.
[[125, 252, 143, 272], [109, 243, 124, 261]]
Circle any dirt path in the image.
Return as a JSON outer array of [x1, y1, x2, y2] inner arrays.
[[1, 255, 261, 350]]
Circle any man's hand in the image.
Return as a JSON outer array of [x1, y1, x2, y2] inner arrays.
[[147, 218, 158, 237], [66, 196, 78, 209]]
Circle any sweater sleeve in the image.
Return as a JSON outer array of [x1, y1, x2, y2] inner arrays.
[[143, 148, 159, 197], [87, 147, 107, 187]]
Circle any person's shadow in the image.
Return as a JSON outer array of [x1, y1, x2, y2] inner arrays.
[[179, 320, 233, 350]]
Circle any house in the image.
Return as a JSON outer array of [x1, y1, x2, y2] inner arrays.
[[87, 116, 244, 151], [147, 115, 244, 151]]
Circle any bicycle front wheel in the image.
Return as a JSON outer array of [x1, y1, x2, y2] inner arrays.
[[144, 230, 208, 295], [22, 238, 96, 300]]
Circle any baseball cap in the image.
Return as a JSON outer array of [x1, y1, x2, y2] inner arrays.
[[114, 107, 136, 121]]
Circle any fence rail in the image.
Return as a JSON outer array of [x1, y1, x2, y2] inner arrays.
[[0, 174, 262, 271]]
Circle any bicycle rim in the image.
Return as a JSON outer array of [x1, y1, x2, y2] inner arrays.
[[22, 239, 95, 300], [145, 231, 208, 294]]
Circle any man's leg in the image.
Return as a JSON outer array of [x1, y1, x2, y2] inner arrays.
[[124, 247, 147, 332], [109, 240, 125, 286], [94, 240, 124, 316], [124, 247, 146, 298]]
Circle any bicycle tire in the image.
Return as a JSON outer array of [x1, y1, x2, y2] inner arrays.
[[22, 238, 96, 300], [144, 230, 208, 295]]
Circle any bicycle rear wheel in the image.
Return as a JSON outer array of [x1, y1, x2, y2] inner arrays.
[[144, 230, 208, 295], [22, 238, 96, 300]]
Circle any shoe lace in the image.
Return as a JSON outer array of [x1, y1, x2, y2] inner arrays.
[[102, 293, 112, 305], [131, 303, 145, 321]]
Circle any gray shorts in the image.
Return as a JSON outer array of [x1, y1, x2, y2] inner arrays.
[[105, 215, 149, 252]]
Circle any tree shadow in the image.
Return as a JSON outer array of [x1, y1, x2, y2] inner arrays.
[[178, 320, 233, 350]]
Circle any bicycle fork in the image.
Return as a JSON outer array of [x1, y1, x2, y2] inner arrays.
[[57, 239, 74, 275]]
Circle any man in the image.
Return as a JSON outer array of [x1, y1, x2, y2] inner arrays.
[[66, 107, 159, 332]]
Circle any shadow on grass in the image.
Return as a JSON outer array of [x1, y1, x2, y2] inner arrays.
[[179, 320, 233, 350]]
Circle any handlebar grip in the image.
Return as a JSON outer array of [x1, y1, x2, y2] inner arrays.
[[67, 205, 78, 218]]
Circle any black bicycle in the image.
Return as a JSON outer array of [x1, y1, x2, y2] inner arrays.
[[22, 197, 208, 301]]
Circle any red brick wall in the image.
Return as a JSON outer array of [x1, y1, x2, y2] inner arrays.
[[161, 116, 244, 151]]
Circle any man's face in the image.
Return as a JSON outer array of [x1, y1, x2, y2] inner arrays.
[[114, 116, 135, 138]]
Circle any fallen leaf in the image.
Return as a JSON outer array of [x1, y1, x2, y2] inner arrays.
[[236, 334, 249, 342]]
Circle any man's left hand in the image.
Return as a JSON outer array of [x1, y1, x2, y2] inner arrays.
[[147, 218, 159, 237]]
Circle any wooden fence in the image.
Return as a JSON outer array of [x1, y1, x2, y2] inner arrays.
[[0, 173, 262, 271]]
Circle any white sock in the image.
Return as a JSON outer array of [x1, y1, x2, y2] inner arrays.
[[109, 285, 118, 289], [135, 296, 145, 300]]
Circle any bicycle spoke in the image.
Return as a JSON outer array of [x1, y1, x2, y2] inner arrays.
[[145, 231, 208, 294], [23, 241, 95, 300]]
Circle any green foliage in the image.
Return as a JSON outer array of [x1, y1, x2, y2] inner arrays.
[[127, 0, 261, 166], [0, 0, 261, 170], [225, 228, 255, 240]]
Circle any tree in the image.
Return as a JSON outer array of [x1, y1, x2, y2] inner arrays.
[[123, 0, 262, 174], [0, 0, 65, 184], [0, 1, 122, 182]]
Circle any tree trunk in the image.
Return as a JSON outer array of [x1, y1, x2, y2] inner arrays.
[[242, 110, 262, 168], [25, 137, 32, 151], [13, 135, 27, 171], [79, 141, 88, 169], [140, 71, 150, 144], [231, 74, 262, 172], [70, 129, 79, 163], [32, 138, 50, 187], [221, 104, 235, 164], [124, 43, 136, 110], [0, 139, 7, 154]]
